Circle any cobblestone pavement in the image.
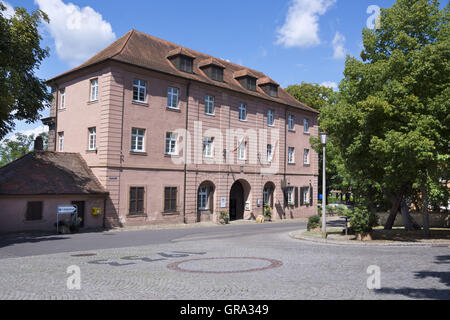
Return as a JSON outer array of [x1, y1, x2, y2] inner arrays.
[[0, 224, 448, 300]]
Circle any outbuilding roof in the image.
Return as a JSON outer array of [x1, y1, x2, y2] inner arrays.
[[0, 152, 107, 196], [48, 29, 318, 114]]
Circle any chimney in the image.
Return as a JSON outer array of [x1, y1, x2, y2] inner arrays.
[[34, 136, 44, 152]]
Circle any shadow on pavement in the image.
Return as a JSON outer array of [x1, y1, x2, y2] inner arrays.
[[376, 255, 450, 299]]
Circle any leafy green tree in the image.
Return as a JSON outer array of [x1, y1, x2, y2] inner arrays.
[[0, 3, 52, 140], [0, 131, 47, 166], [320, 0, 449, 231], [286, 82, 336, 111]]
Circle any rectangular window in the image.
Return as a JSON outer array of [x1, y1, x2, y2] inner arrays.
[[88, 127, 96, 150], [211, 66, 223, 82], [26, 201, 43, 221], [247, 77, 257, 91], [133, 79, 146, 103], [238, 140, 247, 161], [129, 187, 145, 215], [287, 187, 295, 205], [167, 87, 179, 109], [267, 144, 273, 163], [288, 115, 295, 131], [239, 104, 247, 121], [288, 147, 295, 164], [267, 110, 274, 126], [165, 132, 178, 155], [303, 187, 310, 206], [58, 132, 64, 152], [304, 118, 310, 133], [179, 56, 193, 73], [164, 187, 177, 212], [304, 149, 310, 165], [131, 128, 145, 152], [269, 85, 278, 98], [205, 95, 215, 115], [203, 137, 214, 158], [198, 187, 209, 210], [60, 88, 66, 109], [90, 79, 98, 101]]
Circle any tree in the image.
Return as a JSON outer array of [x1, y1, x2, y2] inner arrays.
[[286, 82, 336, 111], [0, 3, 52, 140], [0, 131, 48, 166], [320, 0, 449, 232]]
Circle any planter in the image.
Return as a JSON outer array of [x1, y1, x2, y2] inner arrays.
[[264, 216, 272, 222], [59, 225, 71, 234], [356, 232, 373, 241], [219, 218, 229, 225]]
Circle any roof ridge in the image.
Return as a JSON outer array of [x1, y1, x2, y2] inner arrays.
[[111, 29, 135, 60]]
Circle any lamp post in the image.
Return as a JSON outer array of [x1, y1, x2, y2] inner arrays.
[[320, 131, 329, 238]]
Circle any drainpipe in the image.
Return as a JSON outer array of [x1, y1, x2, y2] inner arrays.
[[183, 80, 192, 224], [53, 82, 59, 152]]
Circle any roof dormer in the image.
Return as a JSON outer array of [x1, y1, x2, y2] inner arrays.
[[198, 58, 225, 82], [167, 47, 196, 74], [234, 69, 258, 92], [257, 77, 279, 98]]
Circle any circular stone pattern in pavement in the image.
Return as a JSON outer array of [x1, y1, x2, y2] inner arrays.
[[167, 257, 283, 274]]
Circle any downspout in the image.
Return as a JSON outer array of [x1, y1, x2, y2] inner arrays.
[[117, 80, 126, 225], [54, 82, 59, 151], [284, 106, 288, 218], [183, 80, 192, 224]]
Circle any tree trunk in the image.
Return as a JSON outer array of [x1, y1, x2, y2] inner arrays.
[[421, 183, 430, 238], [384, 199, 401, 230], [400, 199, 421, 231]]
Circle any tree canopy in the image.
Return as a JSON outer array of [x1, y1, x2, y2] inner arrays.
[[0, 131, 48, 166], [285, 82, 336, 111], [320, 0, 449, 229], [0, 3, 52, 140]]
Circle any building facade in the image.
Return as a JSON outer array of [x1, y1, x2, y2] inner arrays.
[[43, 30, 319, 227]]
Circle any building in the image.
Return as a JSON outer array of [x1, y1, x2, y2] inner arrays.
[[42, 29, 319, 228], [0, 144, 108, 234]]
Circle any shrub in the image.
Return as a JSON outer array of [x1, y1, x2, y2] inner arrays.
[[349, 206, 378, 234], [307, 215, 321, 231], [264, 204, 272, 218]]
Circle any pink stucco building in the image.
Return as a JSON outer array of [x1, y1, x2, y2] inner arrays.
[[43, 30, 319, 228]]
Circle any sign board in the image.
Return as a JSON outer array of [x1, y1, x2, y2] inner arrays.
[[58, 206, 77, 214], [220, 197, 227, 208]]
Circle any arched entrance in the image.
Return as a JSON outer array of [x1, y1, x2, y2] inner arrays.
[[229, 180, 250, 221], [197, 181, 215, 222], [263, 182, 275, 209]]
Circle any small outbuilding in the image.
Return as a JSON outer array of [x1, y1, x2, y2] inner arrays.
[[0, 148, 108, 234]]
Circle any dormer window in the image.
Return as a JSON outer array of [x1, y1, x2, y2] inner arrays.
[[257, 77, 279, 98], [167, 47, 195, 74], [234, 69, 258, 92], [199, 58, 225, 82]]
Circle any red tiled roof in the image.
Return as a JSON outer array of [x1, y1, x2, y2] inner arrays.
[[48, 30, 318, 114], [198, 57, 225, 69], [0, 152, 107, 195], [257, 77, 279, 87]]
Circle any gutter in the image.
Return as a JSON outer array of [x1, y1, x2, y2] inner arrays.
[[183, 80, 192, 224]]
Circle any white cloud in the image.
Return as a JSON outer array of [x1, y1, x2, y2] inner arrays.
[[276, 0, 336, 48], [332, 31, 346, 59], [35, 0, 116, 66], [2, 125, 48, 143], [321, 81, 338, 90], [1, 1, 15, 18]]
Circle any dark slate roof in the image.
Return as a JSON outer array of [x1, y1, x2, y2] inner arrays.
[[48, 29, 319, 114], [0, 152, 107, 196]]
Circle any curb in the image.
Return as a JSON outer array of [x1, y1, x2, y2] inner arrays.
[[289, 230, 450, 248]]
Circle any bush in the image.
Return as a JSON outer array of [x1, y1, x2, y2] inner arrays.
[[307, 215, 321, 231], [349, 206, 378, 234]]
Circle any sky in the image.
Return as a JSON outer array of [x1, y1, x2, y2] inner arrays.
[[1, 0, 408, 139]]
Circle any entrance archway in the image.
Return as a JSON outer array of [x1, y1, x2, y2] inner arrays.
[[229, 180, 250, 221]]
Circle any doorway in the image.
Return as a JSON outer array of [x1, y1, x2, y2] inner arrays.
[[72, 201, 85, 228], [229, 181, 245, 221]]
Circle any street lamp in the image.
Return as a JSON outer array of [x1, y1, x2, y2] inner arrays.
[[320, 131, 329, 238]]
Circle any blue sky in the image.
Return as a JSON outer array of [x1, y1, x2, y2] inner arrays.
[[2, 0, 406, 138]]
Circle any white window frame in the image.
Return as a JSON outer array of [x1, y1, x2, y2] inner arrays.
[[238, 140, 247, 161], [203, 137, 214, 158], [198, 187, 209, 210], [131, 128, 145, 153], [133, 79, 147, 103], [267, 110, 274, 126], [205, 95, 215, 115], [304, 118, 310, 133], [167, 87, 179, 109], [288, 114, 295, 131], [88, 127, 96, 151], [304, 149, 310, 165], [303, 187, 310, 206], [239, 103, 247, 121], [267, 144, 273, 163], [58, 132, 64, 152], [288, 147, 295, 164], [165, 132, 178, 155], [90, 79, 98, 102], [287, 187, 294, 204], [60, 88, 66, 109]]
